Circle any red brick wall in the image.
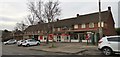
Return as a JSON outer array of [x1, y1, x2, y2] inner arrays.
[[103, 13, 116, 36], [77, 23, 99, 31]]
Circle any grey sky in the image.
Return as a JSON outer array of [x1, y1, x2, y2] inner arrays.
[[0, 0, 120, 31]]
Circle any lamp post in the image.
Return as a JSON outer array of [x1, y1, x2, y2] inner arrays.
[[98, 0, 103, 39]]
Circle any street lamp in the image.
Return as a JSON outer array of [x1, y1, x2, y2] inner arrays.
[[98, 0, 103, 38]]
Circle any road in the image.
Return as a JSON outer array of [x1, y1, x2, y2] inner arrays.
[[2, 44, 67, 55], [2, 43, 120, 56]]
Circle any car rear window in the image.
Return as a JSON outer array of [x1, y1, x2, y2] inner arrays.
[[107, 37, 120, 42]]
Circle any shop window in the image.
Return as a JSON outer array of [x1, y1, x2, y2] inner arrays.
[[67, 36, 69, 40], [44, 37, 47, 40], [64, 36, 69, 40], [71, 34, 78, 40], [81, 35, 85, 40]]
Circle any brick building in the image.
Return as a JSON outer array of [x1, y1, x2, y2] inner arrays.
[[24, 7, 116, 43], [13, 30, 24, 40]]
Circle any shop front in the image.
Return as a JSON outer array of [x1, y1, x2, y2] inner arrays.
[[67, 30, 99, 45]]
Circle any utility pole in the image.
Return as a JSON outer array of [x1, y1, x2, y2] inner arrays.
[[99, 0, 103, 38]]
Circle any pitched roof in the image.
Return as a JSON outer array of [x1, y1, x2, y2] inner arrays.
[[24, 23, 48, 32], [14, 30, 24, 34], [24, 10, 111, 32], [53, 10, 110, 27]]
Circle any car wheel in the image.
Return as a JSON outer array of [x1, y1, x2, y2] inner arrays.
[[20, 44, 22, 46], [26, 44, 30, 47], [36, 43, 40, 46], [18, 44, 22, 46], [5, 43, 8, 45], [13, 42, 16, 44], [102, 48, 113, 56]]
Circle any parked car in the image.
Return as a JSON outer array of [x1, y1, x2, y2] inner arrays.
[[98, 36, 120, 55], [3, 39, 17, 45], [22, 39, 40, 47], [17, 40, 25, 46]]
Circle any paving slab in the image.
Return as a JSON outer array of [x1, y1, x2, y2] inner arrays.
[[28, 43, 98, 54]]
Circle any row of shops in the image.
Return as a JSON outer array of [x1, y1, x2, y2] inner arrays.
[[29, 31, 100, 45], [23, 7, 116, 45]]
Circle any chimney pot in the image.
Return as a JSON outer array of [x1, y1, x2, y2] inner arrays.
[[77, 14, 79, 17], [108, 6, 111, 11], [57, 19, 59, 21]]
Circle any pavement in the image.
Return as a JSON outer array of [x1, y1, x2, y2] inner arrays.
[[27, 42, 100, 55]]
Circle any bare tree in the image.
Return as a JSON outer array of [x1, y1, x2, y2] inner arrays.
[[26, 0, 61, 44], [43, 0, 61, 44], [27, 0, 45, 23], [25, 14, 36, 25], [43, 0, 61, 22], [15, 21, 27, 31]]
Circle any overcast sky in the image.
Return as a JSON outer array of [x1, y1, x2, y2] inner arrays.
[[0, 0, 120, 31]]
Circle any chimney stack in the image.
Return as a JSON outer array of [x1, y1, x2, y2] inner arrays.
[[57, 19, 59, 21], [77, 14, 79, 17], [108, 6, 111, 11]]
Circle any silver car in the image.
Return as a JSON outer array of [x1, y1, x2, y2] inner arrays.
[[17, 40, 25, 46], [3, 39, 17, 45], [22, 39, 40, 47]]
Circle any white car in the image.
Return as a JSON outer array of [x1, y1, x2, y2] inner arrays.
[[17, 40, 25, 46], [98, 36, 120, 55], [3, 39, 17, 45], [22, 39, 40, 47]]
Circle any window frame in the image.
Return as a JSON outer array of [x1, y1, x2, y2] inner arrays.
[[58, 28, 60, 31], [81, 24, 86, 28], [74, 24, 79, 29], [98, 22, 104, 27], [89, 23, 94, 28]]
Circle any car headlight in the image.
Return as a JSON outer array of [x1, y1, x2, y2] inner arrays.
[[4, 42, 6, 43]]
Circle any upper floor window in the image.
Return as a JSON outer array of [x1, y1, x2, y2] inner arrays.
[[58, 28, 60, 31], [89, 23, 94, 28], [53, 28, 55, 32], [98, 22, 104, 27], [74, 24, 78, 29], [81, 24, 86, 28]]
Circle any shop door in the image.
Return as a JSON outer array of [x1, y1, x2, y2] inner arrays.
[[57, 36, 61, 42], [79, 34, 84, 42]]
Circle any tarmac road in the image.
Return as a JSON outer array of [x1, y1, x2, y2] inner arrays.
[[2, 44, 67, 55]]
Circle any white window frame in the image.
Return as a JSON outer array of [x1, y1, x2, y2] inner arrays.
[[74, 24, 78, 29], [98, 22, 104, 27], [53, 28, 55, 32], [89, 23, 94, 28], [81, 24, 86, 28], [58, 28, 60, 31]]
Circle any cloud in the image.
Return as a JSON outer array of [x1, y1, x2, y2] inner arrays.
[[0, 21, 16, 31], [0, 0, 119, 31], [0, 1, 29, 19], [0, 16, 18, 22], [60, 2, 98, 18]]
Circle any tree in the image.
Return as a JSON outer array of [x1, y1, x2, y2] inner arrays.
[[15, 21, 27, 31], [43, 0, 61, 22], [116, 28, 120, 35], [1, 29, 12, 42], [26, 0, 61, 44], [27, 0, 45, 24], [25, 14, 36, 25], [43, 0, 61, 44]]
